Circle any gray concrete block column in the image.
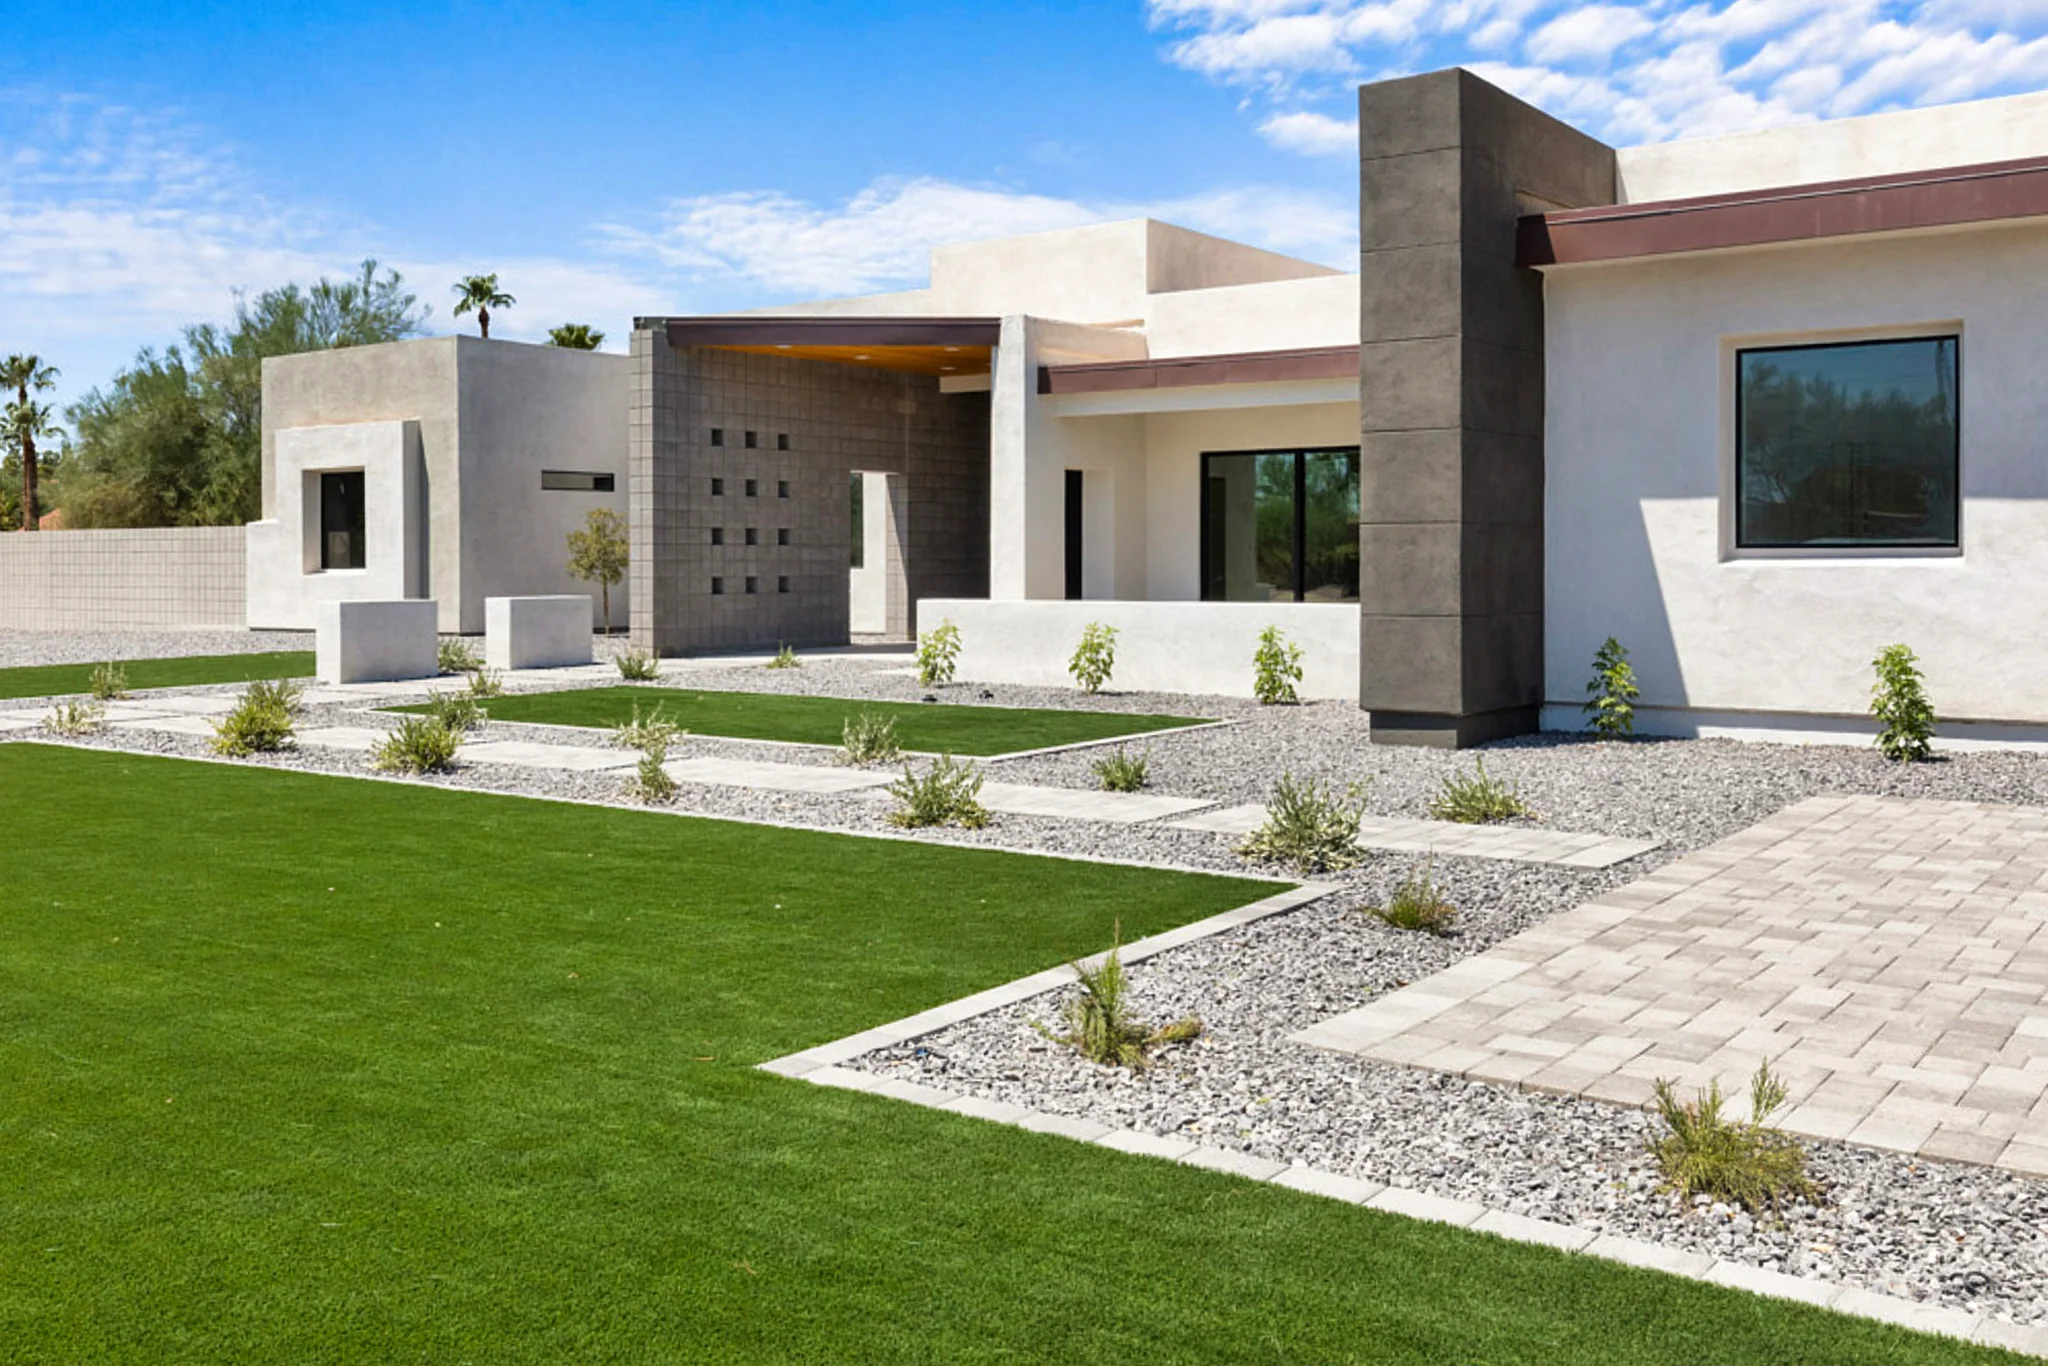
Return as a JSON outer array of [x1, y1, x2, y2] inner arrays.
[[1356, 68, 1615, 747]]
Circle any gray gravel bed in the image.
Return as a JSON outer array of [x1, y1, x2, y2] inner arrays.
[[0, 628, 312, 669]]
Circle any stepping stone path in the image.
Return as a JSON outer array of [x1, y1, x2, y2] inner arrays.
[[975, 781, 1217, 825], [461, 740, 638, 772], [664, 756, 896, 795], [1168, 804, 1660, 869]]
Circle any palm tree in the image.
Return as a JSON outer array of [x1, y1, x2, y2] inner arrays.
[[2, 399, 59, 531], [547, 323, 604, 350], [451, 275, 515, 339], [0, 354, 58, 531]]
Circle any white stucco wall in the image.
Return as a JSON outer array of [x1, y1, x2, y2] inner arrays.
[[1141, 274, 1360, 357], [453, 340, 630, 633], [247, 420, 425, 630], [921, 598, 1361, 701], [1543, 221, 2048, 732], [258, 337, 628, 634], [1617, 88, 2048, 202]]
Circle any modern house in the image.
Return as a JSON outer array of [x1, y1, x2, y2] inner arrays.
[[253, 68, 2048, 747]]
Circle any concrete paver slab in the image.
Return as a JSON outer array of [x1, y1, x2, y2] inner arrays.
[[1293, 795, 2048, 1176], [663, 755, 895, 794]]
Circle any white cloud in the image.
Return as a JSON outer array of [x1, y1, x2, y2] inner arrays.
[[1525, 5, 1655, 63], [1147, 0, 2048, 145], [1257, 109, 1362, 153], [598, 175, 1356, 301]]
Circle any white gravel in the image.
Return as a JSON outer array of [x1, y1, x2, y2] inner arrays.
[[0, 627, 312, 669], [7, 642, 2048, 1327]]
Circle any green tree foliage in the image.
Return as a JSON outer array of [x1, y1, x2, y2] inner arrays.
[[1, 353, 60, 530], [547, 323, 604, 349], [567, 508, 629, 634], [452, 274, 515, 338], [52, 261, 426, 529]]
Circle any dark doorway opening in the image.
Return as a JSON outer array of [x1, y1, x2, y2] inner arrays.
[[1064, 469, 1083, 600]]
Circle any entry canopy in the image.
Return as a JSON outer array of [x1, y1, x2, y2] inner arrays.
[[641, 315, 1000, 378]]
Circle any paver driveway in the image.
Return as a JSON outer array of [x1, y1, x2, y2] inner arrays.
[[1295, 794, 2048, 1177]]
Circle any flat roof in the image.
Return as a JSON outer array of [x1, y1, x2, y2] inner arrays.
[[1039, 345, 1359, 395], [1519, 154, 2048, 267], [638, 316, 1000, 378]]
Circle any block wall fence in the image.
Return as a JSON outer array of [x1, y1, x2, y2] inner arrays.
[[0, 527, 246, 630]]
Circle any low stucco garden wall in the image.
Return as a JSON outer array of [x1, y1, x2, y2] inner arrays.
[[920, 598, 1360, 701]]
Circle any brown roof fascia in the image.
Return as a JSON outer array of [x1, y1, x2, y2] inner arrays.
[[1519, 154, 2048, 267], [645, 316, 1003, 347], [1039, 344, 1361, 396]]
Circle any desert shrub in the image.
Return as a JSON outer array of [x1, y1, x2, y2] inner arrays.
[[916, 619, 961, 687], [839, 710, 902, 767], [611, 701, 680, 752], [371, 717, 462, 774], [621, 731, 679, 804], [766, 643, 801, 670], [1428, 758, 1529, 824], [89, 660, 129, 701], [1235, 773, 1369, 874], [1069, 622, 1117, 694], [465, 667, 504, 699], [1871, 643, 1935, 762], [615, 649, 659, 682], [1648, 1061, 1817, 1215], [1032, 932, 1201, 1069], [886, 754, 989, 829], [437, 638, 482, 674], [210, 679, 303, 756], [41, 699, 106, 736], [1091, 745, 1149, 792], [1252, 625, 1303, 705], [422, 689, 489, 733], [1583, 636, 1639, 738], [1370, 857, 1459, 935]]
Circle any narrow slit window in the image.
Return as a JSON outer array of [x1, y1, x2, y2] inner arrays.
[[711, 477, 724, 496], [744, 431, 758, 449], [776, 528, 790, 546], [710, 577, 724, 595], [744, 576, 758, 595], [777, 575, 790, 594], [744, 527, 758, 546], [776, 434, 790, 451], [744, 478, 758, 497], [319, 471, 367, 571], [710, 428, 725, 447], [710, 527, 724, 546], [541, 470, 614, 492]]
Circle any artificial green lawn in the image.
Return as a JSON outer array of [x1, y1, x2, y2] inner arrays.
[[0, 650, 314, 700], [0, 745, 2016, 1365], [396, 683, 1211, 754]]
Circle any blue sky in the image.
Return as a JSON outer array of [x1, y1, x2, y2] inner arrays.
[[6, 1, 2047, 413]]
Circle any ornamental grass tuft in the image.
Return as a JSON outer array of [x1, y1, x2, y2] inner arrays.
[[1648, 1060, 1817, 1215], [210, 679, 303, 757], [886, 754, 988, 829], [89, 660, 129, 701], [1427, 758, 1529, 824], [1091, 745, 1149, 792], [1235, 772, 1368, 874], [615, 649, 660, 682], [839, 710, 902, 767], [1369, 856, 1459, 936], [371, 717, 462, 774], [1033, 930, 1201, 1069]]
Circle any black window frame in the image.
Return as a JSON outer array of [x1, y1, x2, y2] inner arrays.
[[1198, 446, 1361, 603], [540, 469, 615, 493], [1734, 334, 1961, 552], [318, 470, 367, 571]]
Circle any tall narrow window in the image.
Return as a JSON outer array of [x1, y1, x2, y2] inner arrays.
[[1200, 448, 1359, 602], [849, 472, 865, 568], [1064, 470, 1084, 600], [1737, 336, 1959, 549], [320, 471, 366, 570]]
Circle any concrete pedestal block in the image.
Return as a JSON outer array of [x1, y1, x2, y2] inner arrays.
[[485, 595, 594, 671], [316, 599, 440, 684]]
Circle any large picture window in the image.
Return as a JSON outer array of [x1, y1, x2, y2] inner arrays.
[[1200, 448, 1359, 602], [1736, 336, 1959, 549]]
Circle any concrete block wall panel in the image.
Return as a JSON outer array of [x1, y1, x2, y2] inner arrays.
[[629, 332, 989, 655], [0, 527, 247, 630], [484, 595, 595, 671], [1356, 67, 1616, 748]]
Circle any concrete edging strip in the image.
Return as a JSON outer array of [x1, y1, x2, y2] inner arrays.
[[756, 888, 2048, 1361]]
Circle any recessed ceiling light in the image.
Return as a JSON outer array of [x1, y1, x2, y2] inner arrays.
[[855, 353, 871, 360], [943, 346, 960, 352], [940, 365, 955, 371], [775, 343, 791, 349]]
